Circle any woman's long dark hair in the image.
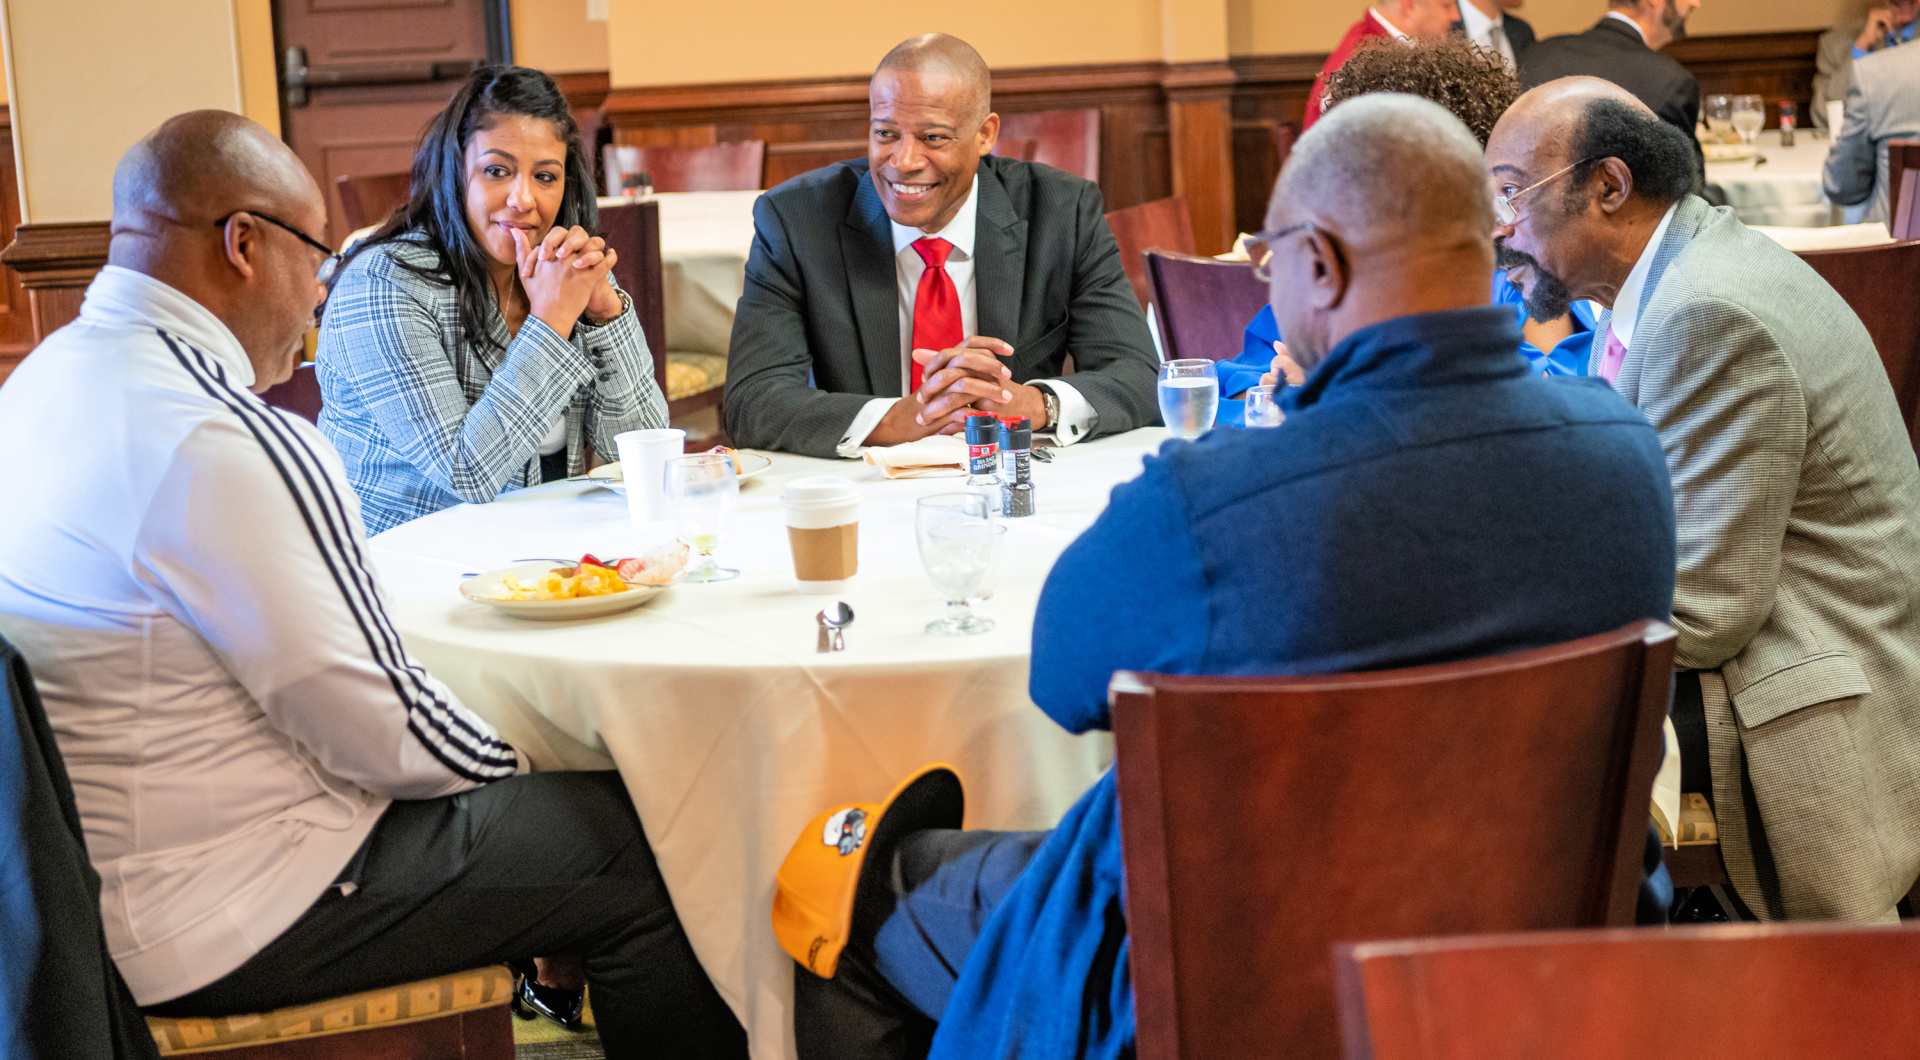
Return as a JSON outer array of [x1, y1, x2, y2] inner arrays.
[[331, 66, 598, 352]]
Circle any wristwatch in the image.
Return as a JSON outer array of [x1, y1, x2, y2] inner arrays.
[[1032, 382, 1060, 431], [580, 285, 632, 328]]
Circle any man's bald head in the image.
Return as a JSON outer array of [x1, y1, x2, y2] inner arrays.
[[1270, 93, 1494, 258], [874, 33, 991, 126], [112, 110, 322, 234]]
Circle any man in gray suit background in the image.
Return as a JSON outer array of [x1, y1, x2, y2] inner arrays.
[[1813, 0, 1919, 129], [1824, 41, 1920, 224], [1488, 76, 1920, 921], [724, 34, 1160, 458]]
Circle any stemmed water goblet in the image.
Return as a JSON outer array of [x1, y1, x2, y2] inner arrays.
[[662, 453, 739, 582], [916, 493, 1003, 636]]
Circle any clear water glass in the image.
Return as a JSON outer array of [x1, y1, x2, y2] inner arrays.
[[662, 453, 739, 582], [1158, 358, 1219, 440], [1732, 95, 1765, 144], [1705, 94, 1733, 136], [1244, 384, 1285, 428], [916, 493, 1000, 636]]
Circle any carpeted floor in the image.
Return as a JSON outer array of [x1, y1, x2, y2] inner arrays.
[[512, 994, 604, 1060]]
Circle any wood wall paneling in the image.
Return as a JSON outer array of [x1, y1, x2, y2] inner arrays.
[[1665, 30, 1820, 128], [1162, 62, 1238, 255], [0, 110, 40, 384], [0, 220, 111, 361]]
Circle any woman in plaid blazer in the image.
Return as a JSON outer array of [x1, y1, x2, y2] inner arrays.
[[317, 67, 666, 534]]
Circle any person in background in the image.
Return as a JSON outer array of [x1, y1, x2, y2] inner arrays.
[[0, 111, 745, 1058], [724, 34, 1159, 458], [318, 66, 665, 534], [1489, 78, 1920, 921], [1520, 0, 1706, 180], [1814, 0, 1920, 128], [1454, 0, 1538, 69], [1218, 36, 1593, 425], [1305, 0, 1463, 130], [1823, 40, 1920, 224], [776, 94, 1678, 1060]]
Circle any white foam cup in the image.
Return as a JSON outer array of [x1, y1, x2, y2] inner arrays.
[[782, 476, 860, 592], [613, 427, 686, 523], [1827, 99, 1845, 135]]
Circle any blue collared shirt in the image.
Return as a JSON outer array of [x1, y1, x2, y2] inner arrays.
[[1853, 19, 1916, 59], [1214, 271, 1593, 426]]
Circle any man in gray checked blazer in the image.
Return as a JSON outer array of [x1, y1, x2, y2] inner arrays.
[[724, 34, 1160, 459], [1491, 78, 1920, 921]]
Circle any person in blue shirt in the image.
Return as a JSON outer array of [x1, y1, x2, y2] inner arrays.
[[781, 96, 1677, 1060], [1214, 35, 1593, 427]]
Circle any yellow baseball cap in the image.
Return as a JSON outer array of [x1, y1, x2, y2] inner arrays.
[[772, 763, 965, 979]]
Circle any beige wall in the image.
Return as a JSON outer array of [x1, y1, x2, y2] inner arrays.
[[513, 0, 609, 74], [234, 0, 278, 137], [1228, 0, 1857, 54], [606, 0, 1164, 87], [1, 0, 247, 223]]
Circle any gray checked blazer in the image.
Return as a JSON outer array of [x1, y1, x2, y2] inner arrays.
[[317, 236, 667, 534], [1597, 194, 1920, 919], [723, 156, 1161, 457], [1823, 42, 1920, 225]]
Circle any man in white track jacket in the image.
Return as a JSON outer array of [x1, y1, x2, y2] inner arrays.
[[0, 111, 745, 1058]]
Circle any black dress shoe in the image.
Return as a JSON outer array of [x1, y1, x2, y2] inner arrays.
[[508, 959, 588, 1032]]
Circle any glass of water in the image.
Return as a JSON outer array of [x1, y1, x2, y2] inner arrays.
[[1158, 358, 1219, 440], [1244, 384, 1285, 428], [1732, 96, 1765, 144], [662, 453, 739, 582], [1705, 95, 1733, 138], [916, 493, 1002, 636]]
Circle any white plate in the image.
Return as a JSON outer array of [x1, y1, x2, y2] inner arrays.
[[1703, 143, 1759, 163], [589, 452, 772, 495], [459, 561, 677, 621]]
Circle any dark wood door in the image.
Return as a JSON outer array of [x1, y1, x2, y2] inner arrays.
[[275, 0, 510, 245]]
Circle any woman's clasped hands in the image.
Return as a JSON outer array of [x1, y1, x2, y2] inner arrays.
[[513, 224, 623, 338]]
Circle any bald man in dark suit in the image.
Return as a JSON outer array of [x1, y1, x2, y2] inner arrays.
[[1521, 0, 1705, 177]]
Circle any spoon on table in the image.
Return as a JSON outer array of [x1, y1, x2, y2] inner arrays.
[[817, 602, 854, 653]]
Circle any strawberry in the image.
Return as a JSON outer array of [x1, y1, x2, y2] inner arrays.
[[615, 557, 645, 582], [578, 553, 609, 570]]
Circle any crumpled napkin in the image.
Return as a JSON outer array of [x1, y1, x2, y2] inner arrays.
[[862, 435, 968, 479]]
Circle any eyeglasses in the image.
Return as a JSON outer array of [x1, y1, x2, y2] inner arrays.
[[1249, 221, 1322, 283], [213, 211, 343, 283], [1493, 158, 1595, 226]]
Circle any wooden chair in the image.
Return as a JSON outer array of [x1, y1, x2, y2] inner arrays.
[[601, 141, 765, 195], [1145, 251, 1269, 362], [762, 139, 868, 189], [1885, 140, 1920, 240], [146, 967, 514, 1058], [595, 198, 670, 396], [999, 108, 1101, 182], [1336, 922, 1920, 1060], [1103, 195, 1195, 311], [260, 363, 324, 424], [1796, 239, 1920, 452], [1113, 620, 1676, 1060], [989, 137, 1039, 162], [334, 172, 411, 233]]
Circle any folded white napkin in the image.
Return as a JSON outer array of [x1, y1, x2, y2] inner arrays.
[[862, 435, 969, 479]]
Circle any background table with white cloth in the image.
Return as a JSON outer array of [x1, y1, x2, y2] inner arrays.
[[367, 429, 1172, 1059], [1705, 130, 1866, 228]]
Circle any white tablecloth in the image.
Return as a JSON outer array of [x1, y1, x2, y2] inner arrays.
[[367, 429, 1171, 1058], [1705, 130, 1850, 228], [602, 191, 760, 357]]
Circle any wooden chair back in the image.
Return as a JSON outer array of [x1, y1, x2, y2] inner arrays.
[[1337, 922, 1920, 1060], [595, 199, 669, 392], [762, 139, 867, 189], [1104, 196, 1195, 310], [1113, 620, 1677, 1060], [1796, 238, 1920, 452], [1886, 140, 1920, 240], [259, 363, 325, 424], [334, 172, 411, 233], [1232, 119, 1296, 236], [601, 141, 766, 194], [999, 108, 1101, 181], [990, 137, 1039, 162], [1144, 251, 1268, 362]]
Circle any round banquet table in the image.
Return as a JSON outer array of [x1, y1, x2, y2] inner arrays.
[[1703, 129, 1857, 229], [365, 428, 1172, 1059]]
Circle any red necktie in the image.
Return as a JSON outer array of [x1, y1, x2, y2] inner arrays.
[[910, 237, 962, 394], [1598, 326, 1627, 383]]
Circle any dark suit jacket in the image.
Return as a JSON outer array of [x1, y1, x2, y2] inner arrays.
[[1450, 11, 1537, 66], [724, 156, 1160, 457], [1521, 17, 1704, 178]]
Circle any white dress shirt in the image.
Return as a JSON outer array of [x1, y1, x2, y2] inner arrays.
[[1608, 201, 1680, 350], [1368, 6, 1412, 40], [1459, 0, 1515, 67], [0, 266, 519, 1004], [1606, 10, 1650, 45], [834, 177, 1096, 456]]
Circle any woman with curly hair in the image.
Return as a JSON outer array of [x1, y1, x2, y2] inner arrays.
[[1218, 36, 1595, 423]]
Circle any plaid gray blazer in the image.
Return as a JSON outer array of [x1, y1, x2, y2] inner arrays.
[[1598, 195, 1920, 919], [316, 236, 666, 533]]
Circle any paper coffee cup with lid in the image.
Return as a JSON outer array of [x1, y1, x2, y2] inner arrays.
[[783, 476, 860, 593]]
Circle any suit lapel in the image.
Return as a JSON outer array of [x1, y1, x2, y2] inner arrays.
[[972, 162, 1027, 345], [842, 171, 900, 396]]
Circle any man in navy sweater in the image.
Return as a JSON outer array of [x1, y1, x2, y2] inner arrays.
[[784, 94, 1678, 1060]]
